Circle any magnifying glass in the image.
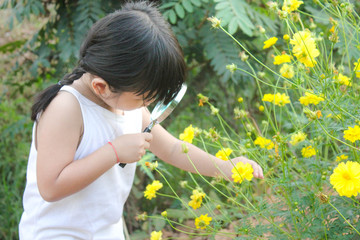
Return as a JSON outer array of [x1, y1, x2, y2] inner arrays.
[[119, 84, 187, 167]]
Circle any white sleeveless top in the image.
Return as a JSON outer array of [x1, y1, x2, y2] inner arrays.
[[19, 86, 142, 240]]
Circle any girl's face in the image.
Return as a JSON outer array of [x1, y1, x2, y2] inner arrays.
[[89, 77, 156, 112], [106, 91, 156, 111]]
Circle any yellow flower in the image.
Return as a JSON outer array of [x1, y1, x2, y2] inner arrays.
[[188, 189, 206, 209], [279, 64, 295, 78], [290, 30, 320, 67], [330, 161, 360, 197], [289, 131, 307, 145], [274, 93, 291, 106], [262, 93, 290, 106], [195, 214, 212, 229], [343, 125, 360, 143], [334, 73, 351, 86], [215, 148, 233, 160], [197, 93, 209, 107], [262, 93, 274, 102], [299, 92, 324, 106], [144, 180, 163, 200], [273, 54, 292, 65], [237, 97, 243, 103], [282, 0, 303, 13], [263, 37, 278, 49], [283, 34, 290, 41], [150, 231, 163, 240], [329, 25, 335, 33], [259, 105, 265, 112], [254, 136, 274, 150], [336, 154, 348, 162], [354, 58, 360, 78], [179, 125, 196, 144], [301, 146, 316, 158], [231, 162, 254, 183], [161, 211, 167, 218]]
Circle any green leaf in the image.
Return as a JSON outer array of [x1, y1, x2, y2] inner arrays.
[[182, 0, 194, 13], [214, 1, 229, 10], [166, 209, 194, 219], [200, 24, 247, 82], [159, 2, 176, 10], [0, 40, 26, 53], [191, 0, 201, 7], [175, 3, 185, 19], [228, 17, 238, 35], [214, 0, 271, 37], [168, 9, 177, 24]]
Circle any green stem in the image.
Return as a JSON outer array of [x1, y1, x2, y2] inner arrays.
[[328, 201, 360, 236]]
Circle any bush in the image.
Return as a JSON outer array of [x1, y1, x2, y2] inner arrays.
[[139, 1, 360, 239]]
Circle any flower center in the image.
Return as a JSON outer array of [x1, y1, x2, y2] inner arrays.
[[342, 172, 352, 180]]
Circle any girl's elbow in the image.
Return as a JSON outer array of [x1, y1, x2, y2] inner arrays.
[[38, 185, 63, 202]]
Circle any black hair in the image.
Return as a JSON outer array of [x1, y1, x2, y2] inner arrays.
[[31, 1, 186, 121]]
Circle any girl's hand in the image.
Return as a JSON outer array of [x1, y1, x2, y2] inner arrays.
[[221, 156, 264, 180], [111, 132, 153, 164]]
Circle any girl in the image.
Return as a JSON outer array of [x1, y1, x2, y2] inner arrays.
[[19, 1, 264, 239]]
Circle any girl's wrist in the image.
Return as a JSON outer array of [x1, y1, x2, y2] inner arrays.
[[108, 141, 120, 164]]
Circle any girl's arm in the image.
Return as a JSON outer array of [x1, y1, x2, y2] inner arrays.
[[143, 108, 263, 179], [36, 92, 151, 202]]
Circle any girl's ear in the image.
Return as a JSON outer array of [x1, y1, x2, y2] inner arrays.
[[91, 78, 111, 97]]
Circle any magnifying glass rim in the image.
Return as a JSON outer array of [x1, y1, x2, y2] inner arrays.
[[150, 84, 187, 121]]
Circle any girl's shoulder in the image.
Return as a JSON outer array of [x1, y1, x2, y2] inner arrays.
[[36, 90, 83, 141], [46, 90, 82, 120]]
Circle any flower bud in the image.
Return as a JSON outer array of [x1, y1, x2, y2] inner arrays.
[[226, 63, 237, 73], [258, 71, 265, 78], [278, 10, 288, 19], [180, 180, 188, 188], [161, 211, 168, 218], [310, 22, 317, 29], [181, 142, 189, 153], [290, 12, 300, 22], [266, 1, 278, 12], [136, 212, 148, 221], [239, 51, 249, 61], [210, 105, 219, 115], [316, 192, 329, 204], [207, 16, 221, 28], [257, 25, 266, 34], [245, 123, 255, 132], [234, 108, 248, 119]]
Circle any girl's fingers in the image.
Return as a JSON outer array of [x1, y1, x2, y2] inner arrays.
[[143, 132, 153, 142]]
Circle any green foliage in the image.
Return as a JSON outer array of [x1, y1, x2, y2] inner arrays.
[[161, 0, 209, 24], [200, 24, 248, 82], [0, 95, 32, 239], [213, 0, 276, 36]]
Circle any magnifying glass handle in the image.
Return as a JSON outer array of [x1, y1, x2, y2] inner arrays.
[[119, 123, 154, 168], [143, 126, 152, 133]]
